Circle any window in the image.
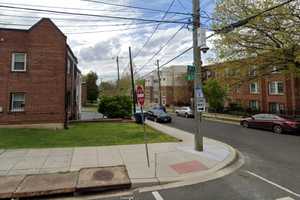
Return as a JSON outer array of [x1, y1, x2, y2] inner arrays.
[[249, 100, 259, 110], [269, 102, 285, 114], [269, 81, 284, 95], [249, 82, 259, 94], [12, 53, 26, 71], [10, 93, 25, 112], [249, 66, 257, 76]]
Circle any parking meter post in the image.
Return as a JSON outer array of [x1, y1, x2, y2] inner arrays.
[[141, 106, 150, 168]]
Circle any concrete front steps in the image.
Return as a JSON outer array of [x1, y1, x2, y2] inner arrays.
[[0, 166, 131, 199]]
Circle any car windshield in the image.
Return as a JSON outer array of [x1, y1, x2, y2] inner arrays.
[[157, 110, 168, 116]]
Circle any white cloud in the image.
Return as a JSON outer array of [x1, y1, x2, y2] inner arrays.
[[0, 0, 217, 80]]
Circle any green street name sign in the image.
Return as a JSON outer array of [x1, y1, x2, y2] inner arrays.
[[187, 65, 195, 81]]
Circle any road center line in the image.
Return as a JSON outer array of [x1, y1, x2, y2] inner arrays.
[[152, 191, 164, 200], [245, 170, 300, 198]]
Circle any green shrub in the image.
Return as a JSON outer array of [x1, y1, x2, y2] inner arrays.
[[98, 96, 132, 118]]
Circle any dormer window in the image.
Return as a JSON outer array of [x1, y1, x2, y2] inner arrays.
[[12, 53, 26, 72]]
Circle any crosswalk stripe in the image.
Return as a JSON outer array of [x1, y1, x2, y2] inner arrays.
[[276, 197, 295, 200], [246, 170, 300, 198], [152, 191, 164, 200]]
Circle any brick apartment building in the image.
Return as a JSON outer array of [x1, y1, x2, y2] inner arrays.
[[0, 18, 82, 128], [145, 65, 192, 107], [204, 60, 300, 116]]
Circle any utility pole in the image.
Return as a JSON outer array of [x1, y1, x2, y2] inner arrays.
[[193, 0, 203, 151], [156, 60, 162, 106], [116, 56, 120, 89], [129, 46, 136, 114]]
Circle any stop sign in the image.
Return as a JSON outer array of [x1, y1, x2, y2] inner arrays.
[[136, 85, 145, 107]]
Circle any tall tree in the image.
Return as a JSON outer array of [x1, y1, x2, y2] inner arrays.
[[212, 0, 300, 75], [85, 71, 99, 103], [203, 79, 227, 112]]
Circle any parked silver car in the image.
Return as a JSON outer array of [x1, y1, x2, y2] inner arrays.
[[175, 107, 194, 118]]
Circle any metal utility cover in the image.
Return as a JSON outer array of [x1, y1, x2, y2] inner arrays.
[[76, 166, 131, 193]]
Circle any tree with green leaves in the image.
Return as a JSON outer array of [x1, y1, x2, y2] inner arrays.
[[85, 71, 99, 103], [203, 79, 227, 112], [212, 0, 300, 75]]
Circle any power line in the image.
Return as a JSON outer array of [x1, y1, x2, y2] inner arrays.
[[0, 2, 138, 14], [135, 25, 185, 74], [140, 46, 192, 79], [120, 0, 179, 78], [0, 21, 160, 29], [133, 0, 177, 58], [81, 0, 192, 16], [214, 0, 297, 33], [0, 4, 192, 25]]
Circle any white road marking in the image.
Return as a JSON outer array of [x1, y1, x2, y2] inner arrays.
[[246, 171, 300, 198], [152, 191, 164, 200], [276, 197, 295, 200]]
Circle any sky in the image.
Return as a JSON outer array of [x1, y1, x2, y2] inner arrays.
[[0, 0, 218, 81]]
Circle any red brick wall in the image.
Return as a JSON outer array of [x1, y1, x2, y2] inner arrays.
[[0, 19, 67, 125]]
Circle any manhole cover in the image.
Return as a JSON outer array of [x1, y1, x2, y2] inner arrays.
[[93, 170, 114, 181]]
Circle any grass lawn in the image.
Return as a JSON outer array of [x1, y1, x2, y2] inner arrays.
[[0, 122, 178, 149]]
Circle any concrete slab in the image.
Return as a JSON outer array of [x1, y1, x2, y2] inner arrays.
[[13, 157, 47, 170], [43, 156, 72, 169], [8, 169, 40, 176], [0, 171, 8, 176], [13, 172, 78, 198], [0, 175, 25, 199], [98, 149, 123, 166], [27, 149, 50, 157], [49, 148, 73, 157], [0, 150, 29, 158], [76, 166, 131, 193], [0, 158, 20, 171]]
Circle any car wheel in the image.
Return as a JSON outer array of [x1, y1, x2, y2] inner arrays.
[[185, 113, 189, 118], [176, 112, 179, 116], [154, 117, 158, 122], [273, 125, 283, 134], [242, 121, 249, 128]]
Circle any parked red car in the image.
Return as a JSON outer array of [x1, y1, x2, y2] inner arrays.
[[240, 114, 300, 134]]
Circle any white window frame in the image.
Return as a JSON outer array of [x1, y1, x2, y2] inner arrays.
[[269, 81, 284, 95], [249, 82, 259, 94], [11, 53, 27, 72], [249, 100, 259, 110], [11, 93, 25, 112]]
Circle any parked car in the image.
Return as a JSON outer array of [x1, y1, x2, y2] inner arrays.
[[151, 105, 166, 112], [147, 109, 172, 123], [240, 114, 300, 134], [175, 107, 194, 118], [134, 108, 147, 124]]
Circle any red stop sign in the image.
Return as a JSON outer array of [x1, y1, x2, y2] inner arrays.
[[136, 85, 145, 107]]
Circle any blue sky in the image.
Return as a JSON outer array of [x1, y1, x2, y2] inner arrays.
[[0, 0, 218, 80]]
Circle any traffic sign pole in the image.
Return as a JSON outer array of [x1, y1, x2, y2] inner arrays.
[[136, 85, 150, 168]]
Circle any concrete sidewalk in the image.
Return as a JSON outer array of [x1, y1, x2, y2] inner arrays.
[[0, 121, 236, 188]]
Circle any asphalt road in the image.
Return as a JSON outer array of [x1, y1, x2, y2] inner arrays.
[[103, 115, 300, 200]]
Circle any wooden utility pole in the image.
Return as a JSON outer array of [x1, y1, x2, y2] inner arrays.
[[157, 60, 162, 106], [116, 56, 120, 89], [129, 47, 136, 114], [193, 0, 203, 151]]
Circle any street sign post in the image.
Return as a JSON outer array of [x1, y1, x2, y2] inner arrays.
[[196, 87, 205, 112], [187, 65, 195, 81], [136, 85, 150, 168]]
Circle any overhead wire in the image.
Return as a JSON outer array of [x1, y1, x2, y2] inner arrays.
[[0, 5, 192, 24], [81, 0, 192, 16]]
